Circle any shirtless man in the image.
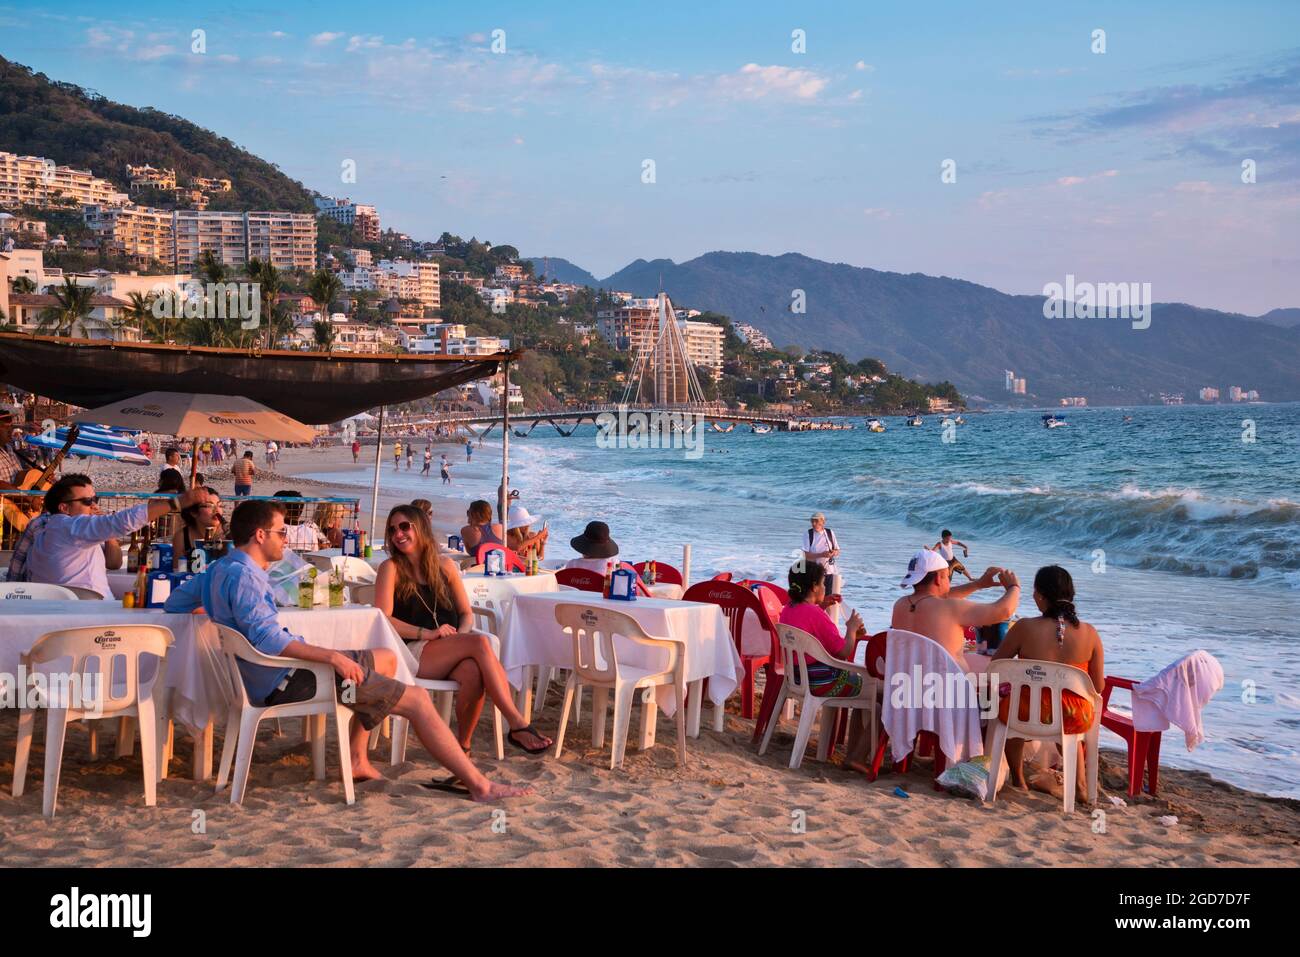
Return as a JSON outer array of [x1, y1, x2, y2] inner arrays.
[[931, 529, 972, 581], [891, 549, 1019, 665]]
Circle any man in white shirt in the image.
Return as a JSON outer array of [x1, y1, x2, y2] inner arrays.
[[273, 489, 329, 551], [802, 512, 841, 594], [159, 446, 184, 486], [26, 473, 205, 598]]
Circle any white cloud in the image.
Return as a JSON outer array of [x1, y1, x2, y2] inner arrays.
[[311, 31, 343, 46], [1056, 176, 1087, 187], [346, 35, 384, 53], [854, 61, 874, 72], [715, 63, 828, 102], [270, 31, 288, 39], [862, 207, 893, 220], [848, 89, 864, 100]]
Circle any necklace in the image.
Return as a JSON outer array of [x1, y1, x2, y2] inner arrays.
[[909, 594, 933, 613]]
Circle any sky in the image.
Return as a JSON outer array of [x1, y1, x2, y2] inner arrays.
[[2, 1, 1298, 314]]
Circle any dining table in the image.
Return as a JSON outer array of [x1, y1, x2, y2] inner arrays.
[[0, 598, 414, 781], [502, 591, 743, 743]]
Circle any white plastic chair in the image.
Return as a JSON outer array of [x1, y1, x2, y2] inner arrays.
[[985, 659, 1102, 813], [331, 556, 376, 584], [0, 582, 80, 601], [213, 624, 357, 805], [552, 603, 687, 770], [389, 604, 505, 761], [13, 624, 173, 817], [349, 583, 376, 607], [758, 623, 877, 769]]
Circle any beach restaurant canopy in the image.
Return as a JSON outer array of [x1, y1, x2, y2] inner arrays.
[[0, 334, 519, 425]]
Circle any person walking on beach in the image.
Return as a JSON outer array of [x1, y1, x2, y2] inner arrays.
[[351, 439, 361, 464], [393, 440, 402, 472], [931, 529, 973, 581], [406, 443, 414, 471], [891, 548, 1020, 666], [231, 450, 256, 497], [164, 500, 531, 801], [465, 439, 473, 462], [421, 448, 432, 476], [439, 454, 453, 485], [801, 512, 842, 596]]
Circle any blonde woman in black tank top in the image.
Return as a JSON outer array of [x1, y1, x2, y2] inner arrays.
[[374, 504, 551, 755]]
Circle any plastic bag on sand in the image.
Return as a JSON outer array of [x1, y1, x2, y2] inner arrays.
[[937, 755, 1008, 800]]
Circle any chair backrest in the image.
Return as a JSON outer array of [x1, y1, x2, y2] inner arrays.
[[476, 542, 526, 572], [24, 624, 174, 717], [553, 602, 676, 685], [862, 631, 888, 679], [710, 572, 733, 582], [305, 553, 334, 573], [738, 579, 791, 606], [0, 582, 80, 601], [682, 580, 773, 657], [331, 555, 376, 583], [997, 658, 1101, 738], [632, 561, 683, 585], [555, 567, 604, 592], [775, 622, 823, 692], [470, 603, 500, 636], [349, 583, 376, 606], [67, 585, 108, 600]]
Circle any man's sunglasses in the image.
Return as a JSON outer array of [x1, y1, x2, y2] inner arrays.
[[64, 495, 98, 506], [387, 520, 414, 536]]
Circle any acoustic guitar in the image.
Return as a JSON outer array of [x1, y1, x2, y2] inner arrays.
[[15, 423, 82, 491]]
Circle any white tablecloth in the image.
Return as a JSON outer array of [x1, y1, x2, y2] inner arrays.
[[646, 582, 684, 600], [502, 592, 742, 716], [0, 600, 413, 734]]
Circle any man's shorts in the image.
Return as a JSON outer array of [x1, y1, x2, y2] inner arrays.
[[263, 649, 404, 731], [234, 484, 252, 496]]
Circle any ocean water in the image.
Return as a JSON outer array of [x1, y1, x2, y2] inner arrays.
[[310, 403, 1300, 798]]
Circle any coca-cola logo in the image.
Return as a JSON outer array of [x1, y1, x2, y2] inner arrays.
[[707, 589, 730, 600]]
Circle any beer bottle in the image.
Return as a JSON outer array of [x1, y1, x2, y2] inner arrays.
[[126, 532, 140, 573]]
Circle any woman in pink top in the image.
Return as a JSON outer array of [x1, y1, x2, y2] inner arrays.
[[778, 562, 867, 698]]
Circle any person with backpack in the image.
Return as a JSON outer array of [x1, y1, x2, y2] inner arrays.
[[802, 511, 842, 596]]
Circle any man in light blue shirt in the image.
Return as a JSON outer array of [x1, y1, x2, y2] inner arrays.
[[165, 499, 530, 802], [25, 473, 204, 598]]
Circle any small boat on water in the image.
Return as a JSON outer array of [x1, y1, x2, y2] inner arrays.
[[906, 414, 924, 427], [866, 418, 886, 433], [940, 416, 956, 428], [1042, 414, 1067, 429], [750, 424, 772, 434], [954, 415, 966, 425]]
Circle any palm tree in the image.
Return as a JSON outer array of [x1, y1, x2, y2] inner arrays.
[[10, 275, 36, 295], [312, 317, 337, 352], [37, 278, 95, 338], [195, 250, 227, 285], [124, 291, 166, 342], [308, 268, 343, 319], [245, 257, 284, 349]]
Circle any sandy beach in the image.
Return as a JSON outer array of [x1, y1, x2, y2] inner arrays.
[[4, 441, 1298, 867]]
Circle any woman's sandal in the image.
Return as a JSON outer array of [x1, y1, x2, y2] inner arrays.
[[506, 724, 552, 754]]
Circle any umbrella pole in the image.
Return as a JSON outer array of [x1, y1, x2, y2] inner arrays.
[[369, 405, 386, 541], [499, 360, 510, 526], [190, 435, 198, 487]]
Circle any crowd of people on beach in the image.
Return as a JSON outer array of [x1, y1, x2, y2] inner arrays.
[[0, 422, 1108, 806]]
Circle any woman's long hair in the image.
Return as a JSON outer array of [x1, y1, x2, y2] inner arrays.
[[1034, 565, 1080, 627], [387, 504, 447, 607], [313, 502, 345, 530]]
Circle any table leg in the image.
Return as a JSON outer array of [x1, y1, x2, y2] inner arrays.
[[638, 688, 657, 750], [519, 665, 535, 725], [712, 696, 725, 733], [686, 679, 704, 738], [191, 723, 214, 781]]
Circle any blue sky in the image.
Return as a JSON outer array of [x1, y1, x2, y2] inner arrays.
[[2, 1, 1298, 313]]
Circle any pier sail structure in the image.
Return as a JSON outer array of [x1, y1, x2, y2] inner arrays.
[[620, 293, 708, 406]]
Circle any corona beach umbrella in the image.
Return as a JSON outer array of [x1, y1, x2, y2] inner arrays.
[[73, 392, 316, 484], [24, 422, 151, 466]]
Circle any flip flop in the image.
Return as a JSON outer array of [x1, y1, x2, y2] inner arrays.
[[421, 775, 470, 796], [506, 724, 552, 755]]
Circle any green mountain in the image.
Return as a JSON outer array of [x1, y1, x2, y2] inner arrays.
[[600, 252, 1300, 403], [525, 256, 599, 286], [0, 55, 316, 212], [1257, 308, 1300, 329]]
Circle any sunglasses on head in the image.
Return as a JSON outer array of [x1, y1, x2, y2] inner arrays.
[[387, 520, 414, 536]]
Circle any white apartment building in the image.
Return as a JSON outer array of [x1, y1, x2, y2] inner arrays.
[[479, 287, 513, 307], [315, 197, 379, 241], [733, 321, 773, 351], [0, 213, 46, 241], [172, 210, 316, 272], [338, 268, 376, 292], [375, 259, 439, 313], [127, 164, 176, 191], [1229, 386, 1244, 402], [1198, 387, 1220, 402], [681, 320, 725, 379], [346, 248, 373, 268], [0, 152, 128, 209]]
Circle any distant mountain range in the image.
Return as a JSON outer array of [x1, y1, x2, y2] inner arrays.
[[0, 56, 317, 211], [527, 250, 1300, 403], [525, 257, 599, 287]]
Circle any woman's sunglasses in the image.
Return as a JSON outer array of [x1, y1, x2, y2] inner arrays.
[[387, 520, 414, 537]]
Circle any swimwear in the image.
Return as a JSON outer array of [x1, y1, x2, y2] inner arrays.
[[792, 662, 863, 698]]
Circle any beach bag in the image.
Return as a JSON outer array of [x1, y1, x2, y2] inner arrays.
[[936, 755, 1007, 800], [268, 548, 313, 606]]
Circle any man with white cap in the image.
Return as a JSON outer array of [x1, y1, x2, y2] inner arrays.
[[802, 511, 841, 594], [505, 504, 548, 559], [891, 549, 1020, 664]]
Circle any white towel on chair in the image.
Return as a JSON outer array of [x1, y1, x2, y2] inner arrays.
[[881, 629, 984, 765], [1131, 650, 1223, 750]]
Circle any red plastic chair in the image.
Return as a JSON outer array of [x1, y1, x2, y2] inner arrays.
[[1101, 675, 1162, 797], [476, 543, 526, 572], [710, 572, 733, 582], [632, 561, 683, 586], [862, 632, 946, 789], [683, 580, 774, 719], [554, 565, 651, 597], [738, 580, 791, 606]]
